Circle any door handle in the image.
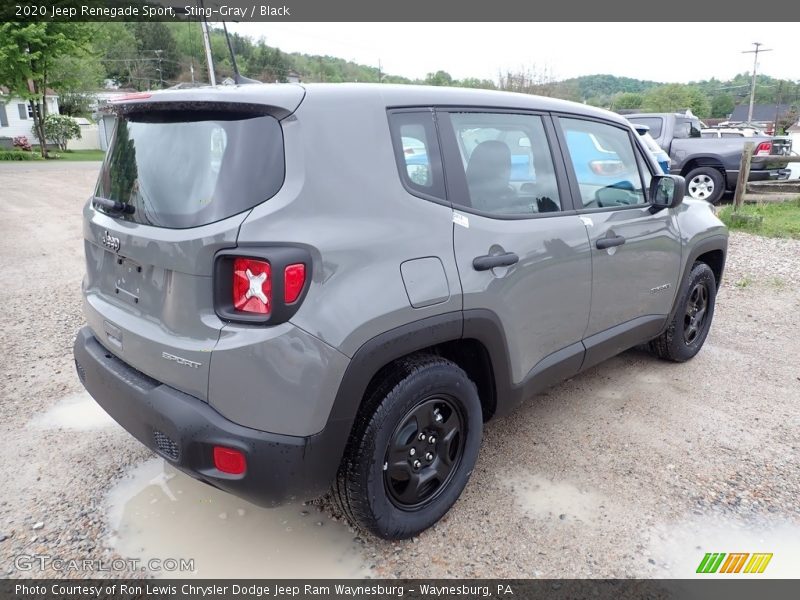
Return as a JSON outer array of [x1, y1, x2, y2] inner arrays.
[[596, 236, 626, 250], [473, 252, 519, 271]]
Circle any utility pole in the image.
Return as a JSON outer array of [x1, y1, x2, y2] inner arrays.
[[742, 42, 772, 124], [154, 50, 164, 88], [773, 81, 783, 135], [199, 0, 216, 86]]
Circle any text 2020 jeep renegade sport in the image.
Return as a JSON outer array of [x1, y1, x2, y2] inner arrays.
[[74, 83, 727, 539]]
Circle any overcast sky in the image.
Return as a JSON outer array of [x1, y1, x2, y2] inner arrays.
[[227, 22, 798, 84]]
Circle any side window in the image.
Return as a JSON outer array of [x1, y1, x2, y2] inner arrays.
[[0, 104, 8, 128], [18, 104, 27, 120], [447, 112, 561, 215], [388, 111, 445, 201], [560, 118, 647, 208]]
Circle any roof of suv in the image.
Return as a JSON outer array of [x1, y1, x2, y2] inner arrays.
[[110, 82, 628, 126]]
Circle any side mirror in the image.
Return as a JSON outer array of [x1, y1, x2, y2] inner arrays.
[[650, 174, 685, 210]]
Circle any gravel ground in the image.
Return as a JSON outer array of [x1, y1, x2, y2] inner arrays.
[[0, 162, 798, 579]]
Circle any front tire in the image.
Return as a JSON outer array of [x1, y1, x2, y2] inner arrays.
[[685, 167, 725, 205], [649, 262, 717, 362], [333, 355, 482, 540]]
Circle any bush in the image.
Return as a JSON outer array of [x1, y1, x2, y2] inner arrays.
[[32, 114, 81, 151], [0, 150, 43, 161], [12, 136, 32, 151]]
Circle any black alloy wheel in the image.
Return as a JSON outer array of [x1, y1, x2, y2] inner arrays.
[[384, 396, 465, 509]]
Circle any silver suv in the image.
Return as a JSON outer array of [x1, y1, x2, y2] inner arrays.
[[74, 84, 727, 539]]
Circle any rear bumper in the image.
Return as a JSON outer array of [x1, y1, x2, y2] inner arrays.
[[726, 168, 791, 188], [73, 327, 345, 506]]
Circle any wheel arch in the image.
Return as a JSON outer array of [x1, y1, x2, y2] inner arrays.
[[316, 310, 515, 483], [680, 156, 727, 178], [664, 235, 728, 330]]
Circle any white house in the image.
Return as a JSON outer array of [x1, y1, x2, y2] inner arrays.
[[0, 87, 59, 145]]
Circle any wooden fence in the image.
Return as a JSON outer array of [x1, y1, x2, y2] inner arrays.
[[733, 142, 800, 209]]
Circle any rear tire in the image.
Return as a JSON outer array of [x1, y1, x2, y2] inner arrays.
[[685, 167, 725, 205], [649, 262, 717, 362], [333, 355, 482, 540]]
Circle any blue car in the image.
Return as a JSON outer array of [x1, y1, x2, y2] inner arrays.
[[631, 122, 670, 174]]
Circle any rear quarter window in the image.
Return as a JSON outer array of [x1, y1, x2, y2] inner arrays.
[[387, 110, 446, 202]]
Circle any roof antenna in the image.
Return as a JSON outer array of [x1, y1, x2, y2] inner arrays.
[[221, 21, 260, 85]]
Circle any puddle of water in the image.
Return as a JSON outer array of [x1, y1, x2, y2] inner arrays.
[[505, 474, 607, 523], [29, 392, 117, 431], [649, 516, 800, 578], [106, 459, 370, 578]]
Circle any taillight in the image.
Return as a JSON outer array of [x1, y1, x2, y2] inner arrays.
[[589, 159, 627, 176], [755, 141, 772, 156], [232, 257, 271, 314], [284, 263, 306, 304], [213, 446, 246, 475], [215, 249, 311, 324]]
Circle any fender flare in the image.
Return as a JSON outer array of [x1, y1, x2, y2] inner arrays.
[[664, 234, 728, 330], [307, 309, 514, 489]]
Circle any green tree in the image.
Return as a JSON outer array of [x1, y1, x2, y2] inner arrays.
[[251, 42, 289, 82], [643, 84, 711, 117], [456, 78, 496, 90], [425, 70, 454, 86], [49, 51, 104, 117], [131, 22, 180, 87], [612, 92, 644, 110], [33, 114, 81, 151], [710, 94, 735, 118], [57, 93, 95, 117], [0, 23, 92, 158], [92, 22, 138, 87]]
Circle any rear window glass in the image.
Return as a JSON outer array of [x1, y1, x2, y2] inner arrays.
[[628, 117, 663, 139], [94, 112, 284, 229]]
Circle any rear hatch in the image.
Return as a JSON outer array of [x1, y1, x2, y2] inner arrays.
[[82, 86, 303, 400]]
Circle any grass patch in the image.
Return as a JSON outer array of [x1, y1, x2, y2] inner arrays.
[[718, 198, 800, 239], [48, 149, 106, 161]]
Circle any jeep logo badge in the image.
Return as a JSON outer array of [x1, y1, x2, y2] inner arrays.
[[101, 230, 120, 253]]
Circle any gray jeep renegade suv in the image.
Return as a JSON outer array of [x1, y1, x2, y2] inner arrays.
[[74, 83, 727, 540]]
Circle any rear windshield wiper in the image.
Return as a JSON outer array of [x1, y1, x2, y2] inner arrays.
[[93, 197, 136, 215]]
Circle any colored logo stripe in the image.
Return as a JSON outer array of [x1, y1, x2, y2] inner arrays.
[[696, 552, 773, 574], [744, 553, 773, 574], [719, 553, 749, 573], [697, 553, 726, 573]]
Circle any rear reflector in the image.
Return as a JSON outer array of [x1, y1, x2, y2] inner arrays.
[[755, 141, 772, 156], [284, 263, 306, 304], [233, 257, 271, 314], [213, 446, 246, 475]]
